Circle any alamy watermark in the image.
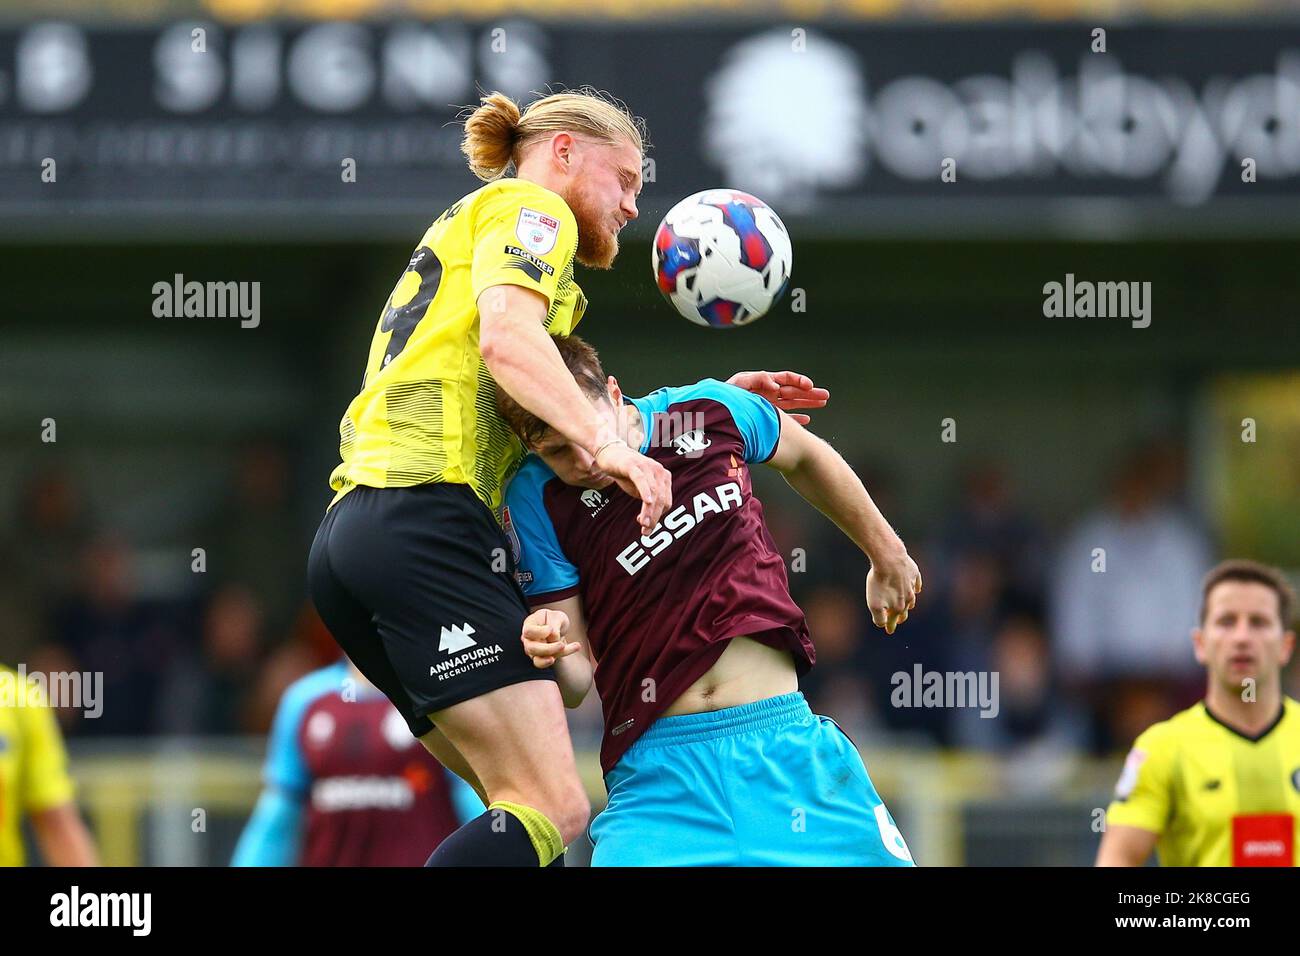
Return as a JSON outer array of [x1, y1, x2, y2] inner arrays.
[[1, 665, 103, 719], [644, 410, 709, 458], [890, 665, 999, 718], [50, 886, 150, 936], [152, 274, 260, 328], [1042, 273, 1151, 328]]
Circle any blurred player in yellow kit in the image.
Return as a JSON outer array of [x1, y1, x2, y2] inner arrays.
[[1098, 560, 1299, 866], [0, 665, 98, 866]]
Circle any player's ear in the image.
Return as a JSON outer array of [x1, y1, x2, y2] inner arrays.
[[607, 375, 622, 405], [1281, 629, 1296, 667], [1191, 627, 1208, 665], [551, 132, 575, 171]]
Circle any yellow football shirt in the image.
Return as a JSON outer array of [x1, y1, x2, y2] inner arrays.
[[1106, 697, 1300, 866], [329, 178, 588, 513], [0, 666, 77, 866]]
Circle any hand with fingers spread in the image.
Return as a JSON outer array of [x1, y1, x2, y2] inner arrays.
[[866, 548, 923, 636], [727, 370, 830, 426], [520, 608, 583, 669], [593, 439, 673, 534]]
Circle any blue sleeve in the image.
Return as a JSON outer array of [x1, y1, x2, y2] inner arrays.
[[230, 787, 304, 867], [262, 676, 318, 797], [447, 770, 485, 824], [503, 459, 580, 602], [698, 379, 782, 463]]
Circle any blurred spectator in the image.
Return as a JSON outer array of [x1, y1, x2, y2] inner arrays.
[[951, 613, 1088, 761], [942, 549, 1006, 675], [162, 584, 267, 735], [857, 547, 954, 747], [15, 467, 94, 605], [246, 612, 336, 735], [799, 585, 879, 743], [46, 536, 183, 736], [201, 440, 308, 642], [1049, 441, 1213, 748], [939, 460, 1047, 608], [1099, 678, 1188, 755], [0, 467, 95, 663], [235, 601, 352, 732], [0, 547, 44, 666], [291, 601, 349, 669]]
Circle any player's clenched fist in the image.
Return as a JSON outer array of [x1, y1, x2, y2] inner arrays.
[[521, 608, 584, 668], [866, 549, 923, 636]]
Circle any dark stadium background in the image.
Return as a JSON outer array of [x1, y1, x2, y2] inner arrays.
[[2, 0, 1298, 866]]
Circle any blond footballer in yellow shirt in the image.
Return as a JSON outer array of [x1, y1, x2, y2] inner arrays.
[[327, 174, 591, 514], [1099, 560, 1299, 866], [0, 665, 98, 866], [308, 89, 835, 867]]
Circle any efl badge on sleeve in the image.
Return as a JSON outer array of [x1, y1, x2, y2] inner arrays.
[[516, 208, 560, 256], [502, 506, 522, 564], [1113, 748, 1146, 800], [1231, 813, 1294, 866]]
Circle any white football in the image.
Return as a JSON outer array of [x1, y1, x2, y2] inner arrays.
[[651, 188, 793, 328]]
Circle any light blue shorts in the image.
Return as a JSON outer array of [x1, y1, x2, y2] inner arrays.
[[588, 692, 915, 866]]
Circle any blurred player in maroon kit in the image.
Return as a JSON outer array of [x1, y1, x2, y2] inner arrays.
[[232, 658, 482, 866]]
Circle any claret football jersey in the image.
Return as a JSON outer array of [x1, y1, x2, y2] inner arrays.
[[329, 178, 588, 513], [503, 379, 815, 774], [262, 661, 479, 866], [1107, 697, 1300, 866]]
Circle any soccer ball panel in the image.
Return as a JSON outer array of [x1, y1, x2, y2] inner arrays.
[[651, 188, 793, 328]]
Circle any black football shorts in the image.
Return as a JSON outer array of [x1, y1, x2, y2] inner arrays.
[[307, 482, 555, 738]]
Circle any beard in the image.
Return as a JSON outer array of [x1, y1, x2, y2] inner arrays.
[[565, 184, 620, 269]]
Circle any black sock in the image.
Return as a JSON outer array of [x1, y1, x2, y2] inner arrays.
[[425, 809, 542, 867]]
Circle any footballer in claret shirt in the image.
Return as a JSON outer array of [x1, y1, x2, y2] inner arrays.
[[232, 659, 483, 867], [498, 334, 924, 866]]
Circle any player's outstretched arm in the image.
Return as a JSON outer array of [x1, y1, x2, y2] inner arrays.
[[480, 285, 671, 533], [520, 598, 593, 709], [1095, 823, 1158, 866], [30, 803, 99, 867], [726, 370, 829, 426], [766, 412, 921, 634]]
